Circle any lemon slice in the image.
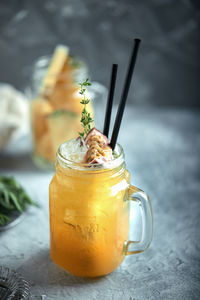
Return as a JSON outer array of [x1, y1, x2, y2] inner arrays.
[[40, 45, 69, 95]]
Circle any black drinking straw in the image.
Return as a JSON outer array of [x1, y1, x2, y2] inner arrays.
[[103, 64, 118, 137], [110, 38, 141, 150]]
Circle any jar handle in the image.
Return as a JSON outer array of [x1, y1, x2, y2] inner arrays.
[[124, 185, 153, 255]]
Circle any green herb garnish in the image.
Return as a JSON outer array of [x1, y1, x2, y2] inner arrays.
[[79, 78, 93, 139], [0, 175, 37, 226]]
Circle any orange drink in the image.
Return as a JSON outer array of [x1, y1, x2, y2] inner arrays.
[[49, 140, 153, 277]]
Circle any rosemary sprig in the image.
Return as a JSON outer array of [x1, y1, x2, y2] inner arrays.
[[79, 78, 93, 139], [0, 175, 38, 226]]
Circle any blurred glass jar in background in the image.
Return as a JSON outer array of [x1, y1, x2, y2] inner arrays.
[[30, 54, 91, 170], [29, 51, 107, 170]]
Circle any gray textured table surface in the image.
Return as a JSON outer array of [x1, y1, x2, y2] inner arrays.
[[0, 107, 200, 300]]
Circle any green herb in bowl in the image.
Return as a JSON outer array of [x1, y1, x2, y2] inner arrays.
[[0, 175, 37, 226]]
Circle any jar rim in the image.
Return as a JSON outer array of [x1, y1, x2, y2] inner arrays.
[[32, 55, 88, 91], [33, 55, 86, 73], [57, 141, 125, 172]]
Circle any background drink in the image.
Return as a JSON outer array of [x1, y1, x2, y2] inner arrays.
[[30, 49, 93, 169]]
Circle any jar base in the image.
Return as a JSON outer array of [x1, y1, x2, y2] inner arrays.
[[50, 251, 123, 278]]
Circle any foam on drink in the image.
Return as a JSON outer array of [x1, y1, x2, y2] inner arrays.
[[59, 137, 88, 163]]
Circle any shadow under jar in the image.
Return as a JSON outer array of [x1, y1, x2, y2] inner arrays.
[[49, 142, 153, 277]]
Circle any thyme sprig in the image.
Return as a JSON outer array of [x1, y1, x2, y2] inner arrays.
[[79, 78, 93, 139]]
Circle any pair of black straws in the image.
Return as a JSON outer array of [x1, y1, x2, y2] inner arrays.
[[103, 38, 141, 150]]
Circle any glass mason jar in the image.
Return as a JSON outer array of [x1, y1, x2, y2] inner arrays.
[[30, 55, 89, 169], [29, 55, 107, 170], [49, 142, 153, 278]]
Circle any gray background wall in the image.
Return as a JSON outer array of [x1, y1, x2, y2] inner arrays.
[[0, 0, 199, 107]]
